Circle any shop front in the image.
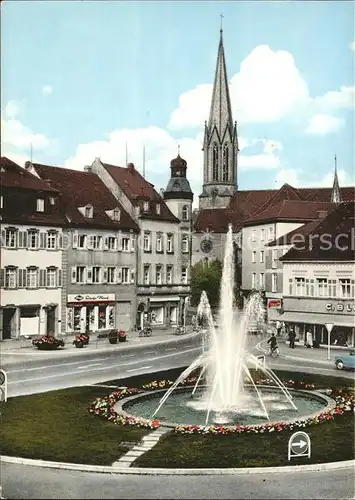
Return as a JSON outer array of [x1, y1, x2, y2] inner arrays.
[[136, 295, 183, 329], [272, 297, 355, 347], [66, 293, 116, 333]]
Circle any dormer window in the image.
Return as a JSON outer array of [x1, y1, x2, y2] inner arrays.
[[113, 208, 120, 221], [156, 203, 161, 215], [143, 201, 149, 212], [84, 205, 93, 219], [36, 198, 45, 212], [135, 206, 141, 216], [49, 197, 55, 206], [182, 205, 189, 221]]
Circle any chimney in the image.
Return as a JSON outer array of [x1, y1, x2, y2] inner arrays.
[[127, 162, 135, 171], [24, 161, 32, 170], [84, 165, 92, 172]]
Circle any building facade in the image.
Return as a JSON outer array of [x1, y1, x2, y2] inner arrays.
[[0, 157, 66, 340]]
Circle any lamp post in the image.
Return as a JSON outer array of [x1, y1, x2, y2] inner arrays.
[[325, 323, 334, 361]]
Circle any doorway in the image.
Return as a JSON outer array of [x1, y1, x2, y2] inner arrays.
[[3, 308, 16, 339], [46, 306, 56, 335]]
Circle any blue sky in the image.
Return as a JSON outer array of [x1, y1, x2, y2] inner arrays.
[[1, 1, 354, 203]]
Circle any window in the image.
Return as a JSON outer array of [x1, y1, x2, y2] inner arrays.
[[28, 231, 38, 249], [84, 205, 93, 218], [113, 209, 120, 221], [143, 232, 151, 252], [317, 278, 328, 297], [78, 235, 87, 249], [339, 278, 351, 298], [5, 268, 17, 289], [295, 277, 305, 296], [143, 201, 149, 212], [106, 236, 116, 250], [252, 230, 256, 242], [5, 228, 16, 248], [156, 233, 163, 252], [252, 251, 256, 263], [259, 273, 264, 289], [167, 234, 174, 253], [260, 228, 265, 241], [156, 265, 162, 285], [212, 143, 219, 181], [181, 266, 188, 284], [107, 267, 116, 284], [272, 273, 277, 292], [47, 232, 57, 249], [49, 197, 55, 205], [46, 268, 57, 288], [36, 198, 44, 212], [122, 237, 130, 252], [222, 144, 229, 182], [89, 235, 102, 249], [268, 226, 274, 241], [92, 267, 101, 283], [259, 250, 264, 263], [27, 268, 38, 288], [76, 266, 85, 283], [121, 267, 130, 284], [272, 249, 277, 268], [182, 205, 189, 221], [181, 234, 189, 253], [156, 204, 161, 215], [252, 272, 256, 289], [0, 195, 3, 209], [166, 265, 173, 284], [143, 265, 150, 285]]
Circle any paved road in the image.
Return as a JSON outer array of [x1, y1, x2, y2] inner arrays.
[[1, 333, 202, 397], [1, 462, 353, 499]]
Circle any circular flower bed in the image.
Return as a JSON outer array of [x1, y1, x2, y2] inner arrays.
[[88, 377, 354, 435]]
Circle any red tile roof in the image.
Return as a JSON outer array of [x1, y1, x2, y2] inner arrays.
[[0, 157, 58, 192], [243, 200, 335, 225], [280, 201, 355, 262], [102, 162, 179, 223], [32, 163, 139, 231], [195, 184, 355, 232]]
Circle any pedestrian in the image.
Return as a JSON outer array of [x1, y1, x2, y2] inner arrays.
[[288, 328, 296, 349], [306, 330, 313, 348]]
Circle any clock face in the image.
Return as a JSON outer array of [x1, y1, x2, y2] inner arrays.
[[200, 238, 213, 253]]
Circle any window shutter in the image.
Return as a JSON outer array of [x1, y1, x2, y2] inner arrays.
[[1, 229, 5, 248], [18, 269, 23, 288], [131, 235, 135, 252], [58, 269, 62, 287], [87, 236, 93, 250], [116, 267, 122, 284], [117, 236, 122, 251], [58, 233, 63, 249], [18, 231, 24, 248], [130, 268, 136, 284], [22, 231, 28, 248], [102, 267, 108, 283], [72, 232, 78, 249], [71, 266, 77, 284], [86, 266, 93, 284], [0, 268, 4, 288], [103, 237, 109, 251], [40, 232, 46, 249], [40, 269, 46, 287]]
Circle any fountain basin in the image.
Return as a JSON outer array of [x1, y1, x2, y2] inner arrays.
[[115, 386, 336, 428]]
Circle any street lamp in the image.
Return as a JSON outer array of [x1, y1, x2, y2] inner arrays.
[[325, 323, 334, 361]]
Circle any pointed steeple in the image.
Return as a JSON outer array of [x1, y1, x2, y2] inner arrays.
[[208, 26, 234, 136], [331, 154, 341, 204]]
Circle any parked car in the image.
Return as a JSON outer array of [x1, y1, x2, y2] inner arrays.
[[334, 350, 355, 370]]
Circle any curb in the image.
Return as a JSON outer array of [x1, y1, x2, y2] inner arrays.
[[254, 342, 335, 366], [1, 455, 354, 475]]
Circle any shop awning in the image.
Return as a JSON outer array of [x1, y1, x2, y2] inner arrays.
[[150, 296, 180, 303], [279, 311, 355, 328]]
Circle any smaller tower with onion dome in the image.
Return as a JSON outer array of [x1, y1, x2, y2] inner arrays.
[[163, 150, 193, 221]]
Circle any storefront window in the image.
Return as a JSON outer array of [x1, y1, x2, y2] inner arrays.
[[150, 306, 164, 325], [73, 307, 81, 332], [67, 308, 74, 332], [86, 306, 95, 331], [107, 306, 114, 328], [98, 305, 106, 329]]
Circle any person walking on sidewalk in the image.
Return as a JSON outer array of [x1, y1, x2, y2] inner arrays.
[[306, 330, 313, 348], [289, 328, 296, 349]]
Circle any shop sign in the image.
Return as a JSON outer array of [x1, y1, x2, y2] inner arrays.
[[325, 302, 355, 313], [268, 299, 282, 309], [67, 293, 115, 304]]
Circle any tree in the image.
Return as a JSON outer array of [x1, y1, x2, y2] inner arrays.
[[190, 259, 222, 309]]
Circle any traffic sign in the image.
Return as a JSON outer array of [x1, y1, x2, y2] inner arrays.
[[288, 431, 311, 460], [325, 323, 334, 334]]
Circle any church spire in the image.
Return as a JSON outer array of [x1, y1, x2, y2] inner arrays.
[[331, 154, 341, 204], [207, 19, 234, 136]]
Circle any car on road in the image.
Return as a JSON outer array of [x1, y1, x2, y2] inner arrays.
[[334, 350, 355, 370]]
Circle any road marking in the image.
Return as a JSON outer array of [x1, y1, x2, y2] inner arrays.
[[7, 347, 200, 384], [127, 366, 152, 373], [76, 363, 102, 370], [165, 348, 177, 351], [144, 350, 157, 354], [6, 358, 110, 373]]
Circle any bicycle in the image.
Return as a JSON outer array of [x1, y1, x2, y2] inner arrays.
[[269, 345, 280, 357], [174, 326, 187, 335], [139, 326, 152, 337]]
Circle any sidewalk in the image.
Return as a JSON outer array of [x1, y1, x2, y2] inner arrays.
[[0, 327, 185, 352]]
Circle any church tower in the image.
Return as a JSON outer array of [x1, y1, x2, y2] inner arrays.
[[331, 154, 341, 204], [199, 26, 239, 210]]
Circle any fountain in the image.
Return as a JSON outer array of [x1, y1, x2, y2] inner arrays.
[[120, 225, 332, 427]]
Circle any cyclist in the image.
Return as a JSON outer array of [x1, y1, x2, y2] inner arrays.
[[267, 333, 279, 356]]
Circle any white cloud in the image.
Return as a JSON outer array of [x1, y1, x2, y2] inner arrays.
[[5, 100, 21, 118], [1, 118, 52, 150], [42, 85, 53, 96], [239, 153, 280, 170], [349, 41, 355, 51], [314, 86, 354, 111], [305, 114, 344, 135]]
